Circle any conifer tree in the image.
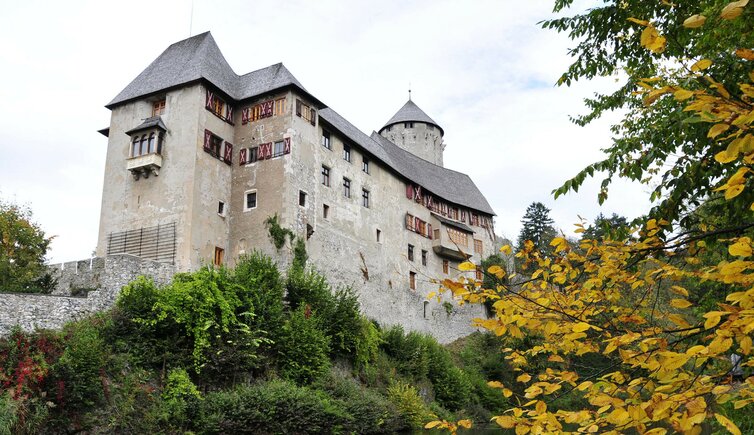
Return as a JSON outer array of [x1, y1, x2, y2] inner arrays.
[[515, 202, 557, 255]]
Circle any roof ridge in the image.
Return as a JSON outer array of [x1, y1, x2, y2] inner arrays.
[[369, 131, 471, 177]]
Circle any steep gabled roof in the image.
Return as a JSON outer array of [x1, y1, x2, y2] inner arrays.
[[318, 108, 494, 215], [381, 99, 444, 136], [107, 32, 309, 108]]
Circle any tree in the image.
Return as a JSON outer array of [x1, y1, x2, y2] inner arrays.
[[0, 199, 53, 293], [516, 202, 558, 256], [581, 213, 631, 243], [430, 2, 754, 434]]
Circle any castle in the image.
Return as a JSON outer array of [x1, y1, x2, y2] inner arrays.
[[87, 32, 497, 341]]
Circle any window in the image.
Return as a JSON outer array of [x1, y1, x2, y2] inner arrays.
[[443, 260, 449, 274], [362, 189, 370, 208], [322, 130, 331, 149], [218, 201, 226, 216], [376, 229, 382, 243], [474, 239, 483, 254], [274, 97, 286, 116], [299, 191, 307, 207], [343, 144, 351, 162], [362, 158, 370, 174], [214, 247, 224, 266], [421, 250, 428, 266], [131, 137, 139, 157], [476, 266, 483, 281], [447, 228, 469, 247], [404, 122, 414, 128], [152, 99, 166, 116], [343, 178, 351, 198], [321, 166, 330, 186], [210, 135, 222, 157], [212, 97, 225, 118], [244, 191, 257, 211], [408, 244, 415, 262], [273, 140, 285, 157], [248, 146, 259, 163], [434, 229, 440, 240], [296, 99, 316, 125], [386, 125, 392, 132], [323, 204, 330, 219], [409, 271, 416, 290], [139, 135, 147, 155]]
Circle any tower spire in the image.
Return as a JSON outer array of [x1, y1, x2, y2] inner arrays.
[[408, 82, 412, 101]]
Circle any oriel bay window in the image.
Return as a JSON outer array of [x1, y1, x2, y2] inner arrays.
[[125, 117, 167, 179]]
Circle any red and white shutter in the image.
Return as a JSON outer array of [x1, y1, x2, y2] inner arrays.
[[224, 142, 233, 164], [283, 137, 291, 154], [414, 186, 422, 202], [203, 129, 212, 152], [239, 148, 248, 165], [427, 196, 434, 210], [205, 90, 214, 110], [406, 184, 413, 199], [226, 106, 234, 123], [261, 100, 273, 118], [242, 108, 249, 124]]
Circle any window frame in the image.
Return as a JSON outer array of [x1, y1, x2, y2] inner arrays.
[[152, 98, 166, 116], [321, 165, 331, 187], [322, 130, 331, 150], [323, 204, 330, 219], [273, 140, 285, 158], [343, 177, 351, 198], [362, 158, 370, 174], [408, 244, 415, 262], [299, 190, 307, 207], [244, 190, 258, 211], [343, 144, 351, 162], [409, 271, 416, 290], [443, 260, 449, 274], [362, 188, 370, 208], [421, 250, 428, 266]]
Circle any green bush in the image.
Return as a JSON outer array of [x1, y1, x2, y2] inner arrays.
[[285, 267, 333, 313], [54, 318, 107, 409], [278, 306, 331, 384], [380, 326, 430, 379], [233, 251, 284, 338], [385, 380, 436, 430], [0, 392, 18, 435], [196, 379, 351, 434], [355, 316, 381, 369]]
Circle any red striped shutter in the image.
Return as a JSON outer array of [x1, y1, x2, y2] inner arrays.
[[406, 184, 413, 199], [283, 137, 291, 154], [226, 106, 234, 123], [427, 196, 434, 210], [414, 186, 422, 202], [239, 148, 248, 165], [224, 142, 233, 164], [205, 90, 214, 110], [242, 108, 249, 124], [203, 129, 211, 152], [261, 100, 273, 118], [415, 217, 421, 232]]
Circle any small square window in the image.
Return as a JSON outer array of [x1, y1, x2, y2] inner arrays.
[[152, 98, 166, 116], [362, 159, 370, 174], [343, 144, 351, 162], [321, 166, 330, 187], [433, 228, 440, 240], [323, 204, 330, 219], [343, 178, 351, 198], [274, 140, 285, 157], [376, 229, 382, 243], [409, 271, 416, 290], [322, 130, 331, 149], [408, 244, 415, 262], [362, 189, 370, 208], [474, 239, 483, 254], [443, 260, 449, 274], [218, 201, 226, 216], [421, 250, 428, 266], [299, 191, 307, 207], [244, 191, 257, 211]]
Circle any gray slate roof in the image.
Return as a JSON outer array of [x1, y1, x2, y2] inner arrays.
[[125, 116, 167, 135], [382, 100, 444, 136], [318, 108, 494, 215], [107, 32, 307, 108]]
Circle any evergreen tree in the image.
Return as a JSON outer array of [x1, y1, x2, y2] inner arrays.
[[515, 202, 557, 255], [581, 213, 631, 242]]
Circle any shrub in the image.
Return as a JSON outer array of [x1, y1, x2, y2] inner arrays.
[[0, 392, 18, 435], [354, 316, 381, 369], [233, 251, 284, 337], [380, 326, 430, 379], [321, 287, 362, 358], [278, 306, 330, 384], [285, 267, 333, 313], [54, 318, 107, 409], [196, 380, 351, 434], [385, 380, 436, 430]]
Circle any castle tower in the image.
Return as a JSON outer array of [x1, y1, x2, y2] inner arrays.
[[378, 99, 445, 167]]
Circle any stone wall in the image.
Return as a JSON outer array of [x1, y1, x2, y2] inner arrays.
[[0, 254, 174, 335]]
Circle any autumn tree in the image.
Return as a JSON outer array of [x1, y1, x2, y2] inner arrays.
[[0, 199, 53, 293], [430, 1, 754, 434]]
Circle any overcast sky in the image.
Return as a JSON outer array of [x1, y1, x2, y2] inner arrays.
[[0, 0, 652, 264]]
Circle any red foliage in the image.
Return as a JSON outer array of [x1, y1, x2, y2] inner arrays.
[[0, 329, 64, 401]]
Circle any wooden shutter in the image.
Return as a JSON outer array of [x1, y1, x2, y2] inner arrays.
[[427, 196, 434, 210], [309, 108, 316, 125], [406, 184, 414, 199], [205, 90, 214, 110], [283, 137, 291, 154], [461, 210, 467, 223], [427, 224, 432, 239], [224, 142, 233, 164], [241, 107, 249, 124], [296, 99, 302, 116], [414, 186, 422, 202], [203, 129, 212, 152], [226, 106, 234, 123], [261, 100, 273, 118], [239, 148, 248, 165]]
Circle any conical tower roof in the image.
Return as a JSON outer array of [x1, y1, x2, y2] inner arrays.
[[381, 100, 443, 136]]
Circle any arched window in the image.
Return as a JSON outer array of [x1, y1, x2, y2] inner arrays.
[[157, 133, 164, 154], [131, 137, 139, 157], [140, 135, 147, 156], [148, 133, 156, 154]]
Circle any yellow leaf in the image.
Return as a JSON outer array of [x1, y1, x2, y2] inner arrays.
[[725, 184, 745, 200], [458, 419, 473, 429], [459, 261, 476, 271], [640, 25, 666, 53], [674, 89, 695, 100], [692, 59, 713, 72], [535, 400, 547, 415], [729, 239, 752, 257], [548, 354, 565, 363], [715, 150, 738, 163], [708, 123, 730, 138], [721, 0, 748, 20], [503, 388, 513, 398], [487, 380, 504, 389], [487, 265, 505, 279], [550, 237, 568, 253], [573, 322, 591, 333], [705, 313, 722, 330], [683, 14, 707, 28], [607, 407, 630, 425], [671, 286, 689, 297], [517, 373, 532, 383], [425, 420, 443, 429], [494, 415, 516, 429], [500, 244, 512, 255], [736, 48, 754, 61], [577, 381, 593, 391], [740, 336, 752, 355], [627, 17, 650, 26], [644, 427, 668, 435], [715, 413, 742, 435], [671, 299, 693, 309]]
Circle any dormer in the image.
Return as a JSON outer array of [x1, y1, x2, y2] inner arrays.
[[125, 116, 167, 180]]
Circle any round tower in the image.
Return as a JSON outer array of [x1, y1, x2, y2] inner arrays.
[[378, 99, 445, 167]]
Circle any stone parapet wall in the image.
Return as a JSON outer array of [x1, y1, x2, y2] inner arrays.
[[0, 254, 174, 335]]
